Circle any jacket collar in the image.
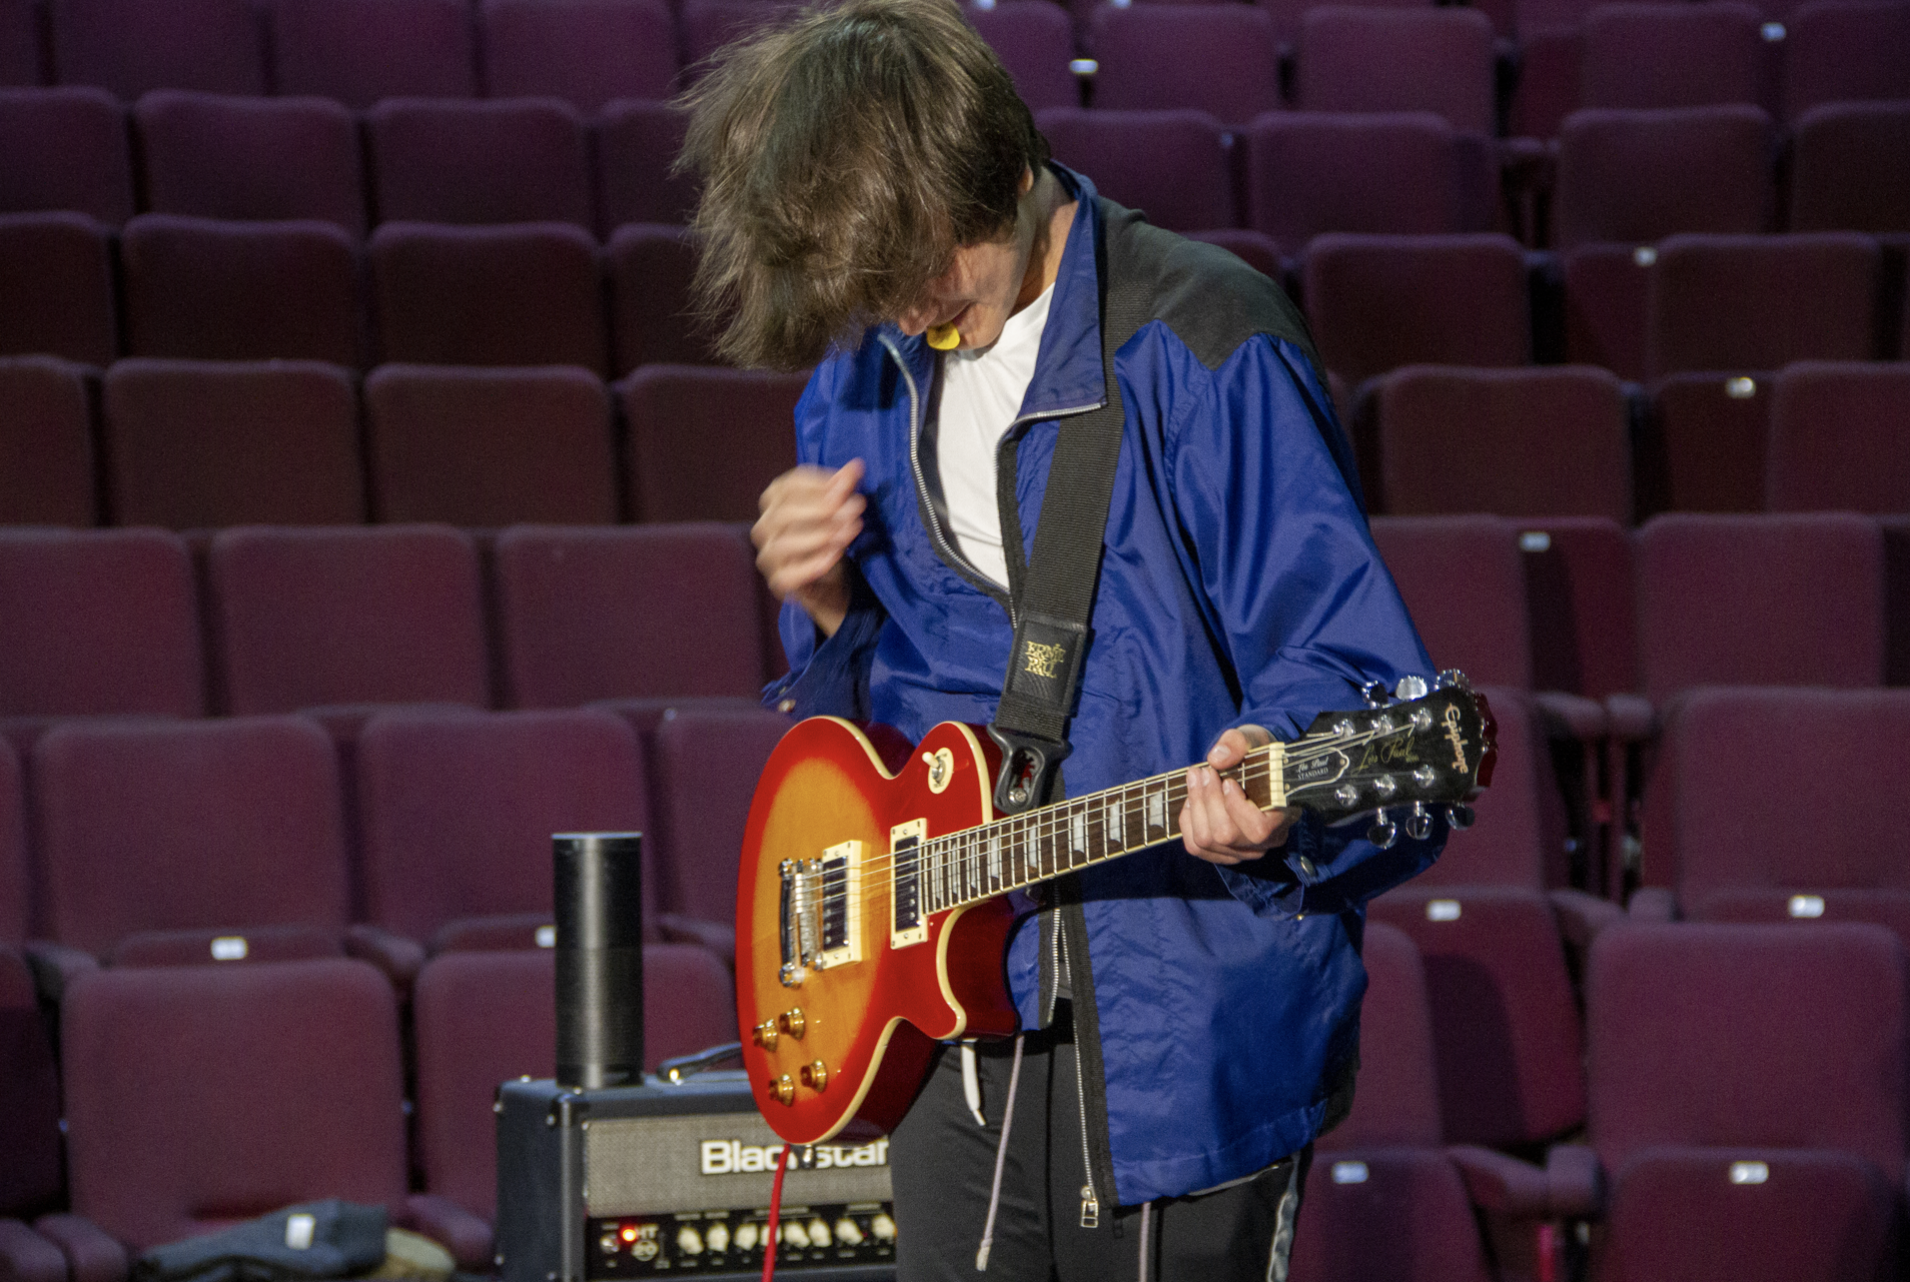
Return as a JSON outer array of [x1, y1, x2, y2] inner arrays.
[[878, 163, 1108, 419]]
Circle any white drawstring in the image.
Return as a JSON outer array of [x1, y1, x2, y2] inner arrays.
[[1137, 1200, 1152, 1282], [974, 1033, 1025, 1271], [961, 1040, 986, 1126]]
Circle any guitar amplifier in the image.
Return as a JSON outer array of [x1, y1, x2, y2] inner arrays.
[[495, 1072, 896, 1282]]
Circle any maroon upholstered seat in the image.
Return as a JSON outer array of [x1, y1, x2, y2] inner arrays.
[[1295, 7, 1497, 135], [1089, 5, 1281, 126], [1635, 513, 1884, 706], [412, 944, 738, 1220], [479, 0, 677, 111], [1376, 365, 1630, 522], [269, 0, 476, 107], [1244, 112, 1498, 258], [595, 100, 697, 233], [967, 1, 1078, 113], [0, 946, 61, 1219], [1766, 362, 1910, 513], [619, 365, 804, 523], [1368, 516, 1531, 689], [1302, 234, 1530, 386], [0, 0, 36, 85], [367, 97, 592, 229], [364, 364, 616, 526], [607, 224, 722, 372], [1645, 232, 1881, 379], [369, 221, 606, 371], [49, 0, 264, 98], [1781, 0, 1910, 120], [494, 523, 767, 708], [133, 91, 365, 236], [1579, 2, 1767, 112], [1643, 371, 1772, 514], [1554, 105, 1776, 249], [355, 708, 650, 951], [0, 212, 115, 366], [120, 214, 360, 365], [1561, 242, 1652, 381], [102, 358, 365, 528], [1788, 103, 1910, 236], [1038, 109, 1232, 233], [208, 525, 489, 717], [0, 356, 95, 526], [0, 87, 130, 225], [32, 716, 349, 962]]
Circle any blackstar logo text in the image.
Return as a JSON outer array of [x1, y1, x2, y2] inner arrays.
[[699, 1138, 890, 1175]]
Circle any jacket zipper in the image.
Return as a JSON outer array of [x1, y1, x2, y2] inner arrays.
[[879, 334, 1101, 629], [1059, 926, 1100, 1228]]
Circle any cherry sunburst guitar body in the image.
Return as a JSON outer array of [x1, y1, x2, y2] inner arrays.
[[735, 679, 1494, 1147], [735, 718, 1016, 1145]]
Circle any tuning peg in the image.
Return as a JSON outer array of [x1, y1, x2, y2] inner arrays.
[[1361, 680, 1390, 708], [1405, 802, 1434, 841], [1393, 674, 1430, 701], [1447, 804, 1475, 831], [1367, 810, 1398, 850], [1435, 669, 1472, 692]]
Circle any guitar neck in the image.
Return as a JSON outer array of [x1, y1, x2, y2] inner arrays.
[[914, 742, 1289, 917]]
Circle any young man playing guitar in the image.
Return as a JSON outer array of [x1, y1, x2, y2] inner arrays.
[[681, 2, 1453, 1276]]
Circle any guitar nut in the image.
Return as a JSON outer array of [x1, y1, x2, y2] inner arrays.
[[778, 1008, 806, 1039], [769, 1075, 795, 1105], [800, 1060, 829, 1092]]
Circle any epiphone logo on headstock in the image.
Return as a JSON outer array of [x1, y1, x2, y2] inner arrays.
[[1442, 705, 1468, 772]]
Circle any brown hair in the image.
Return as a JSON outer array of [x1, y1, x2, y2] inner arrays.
[[677, 0, 1049, 371]]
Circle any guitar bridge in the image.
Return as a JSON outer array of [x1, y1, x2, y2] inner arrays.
[[779, 842, 862, 987]]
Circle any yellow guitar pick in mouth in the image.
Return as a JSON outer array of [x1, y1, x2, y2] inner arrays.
[[926, 323, 961, 351]]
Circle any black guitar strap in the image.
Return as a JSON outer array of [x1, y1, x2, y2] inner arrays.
[[987, 207, 1151, 814]]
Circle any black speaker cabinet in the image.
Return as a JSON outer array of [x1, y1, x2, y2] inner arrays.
[[495, 1072, 896, 1282]]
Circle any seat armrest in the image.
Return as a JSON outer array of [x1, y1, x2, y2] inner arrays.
[[1544, 1144, 1603, 1219], [0, 1219, 68, 1282], [1602, 694, 1656, 743], [657, 915, 736, 970], [22, 941, 99, 1004], [33, 1215, 127, 1282], [1626, 886, 1678, 922], [1549, 887, 1626, 949], [401, 1195, 493, 1272], [1532, 690, 1608, 742], [344, 925, 426, 991], [1446, 1145, 1551, 1217]]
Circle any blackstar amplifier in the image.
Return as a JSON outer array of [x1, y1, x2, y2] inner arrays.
[[495, 1072, 896, 1282]]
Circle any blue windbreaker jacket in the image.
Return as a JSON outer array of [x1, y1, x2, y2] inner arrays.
[[765, 167, 1447, 1206]]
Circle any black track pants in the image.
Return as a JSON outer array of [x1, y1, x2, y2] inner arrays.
[[888, 1011, 1310, 1282]]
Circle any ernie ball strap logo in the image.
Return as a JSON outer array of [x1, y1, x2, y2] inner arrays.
[[1021, 640, 1066, 679], [700, 1138, 891, 1176]]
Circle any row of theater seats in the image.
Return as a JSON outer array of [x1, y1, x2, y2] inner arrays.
[[2, 211, 1905, 384], [0, 88, 696, 236], [5, 684, 1907, 1281], [0, 703, 785, 967], [0, 357, 807, 528], [4, 0, 1906, 134], [1357, 360, 1910, 520], [971, 0, 1910, 132], [0, 947, 738, 1277], [4, 355, 1906, 533], [8, 86, 1908, 256]]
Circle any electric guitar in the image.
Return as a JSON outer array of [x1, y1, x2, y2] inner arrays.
[[735, 674, 1495, 1145]]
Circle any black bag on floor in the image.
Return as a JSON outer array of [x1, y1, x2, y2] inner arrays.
[[132, 1201, 389, 1282]]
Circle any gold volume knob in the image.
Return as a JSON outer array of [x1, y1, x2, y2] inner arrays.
[[799, 1060, 829, 1092], [769, 1074, 795, 1105], [752, 1020, 780, 1050], [778, 1008, 806, 1039]]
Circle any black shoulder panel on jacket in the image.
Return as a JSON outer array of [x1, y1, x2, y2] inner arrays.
[[1098, 198, 1325, 379]]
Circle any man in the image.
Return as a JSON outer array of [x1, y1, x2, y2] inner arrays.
[[680, 2, 1447, 1277]]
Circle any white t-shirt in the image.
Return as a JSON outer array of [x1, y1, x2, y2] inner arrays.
[[934, 283, 1056, 590]]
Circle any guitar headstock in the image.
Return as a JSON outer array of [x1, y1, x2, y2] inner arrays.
[[1284, 672, 1496, 842]]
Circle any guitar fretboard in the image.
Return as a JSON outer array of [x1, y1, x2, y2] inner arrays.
[[913, 743, 1288, 915]]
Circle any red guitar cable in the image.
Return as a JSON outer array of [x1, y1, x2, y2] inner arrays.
[[761, 1143, 793, 1282]]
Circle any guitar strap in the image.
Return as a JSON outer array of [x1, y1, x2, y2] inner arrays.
[[987, 203, 1151, 815]]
